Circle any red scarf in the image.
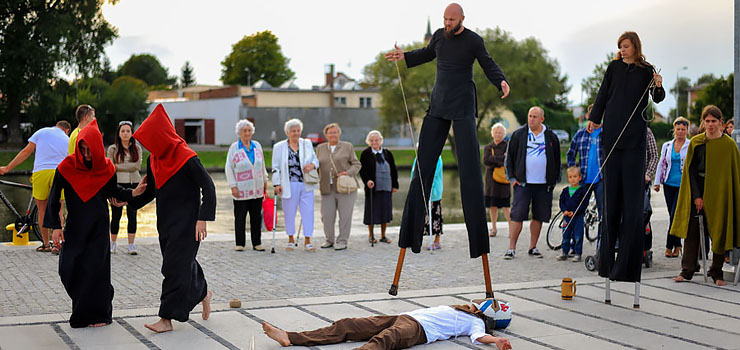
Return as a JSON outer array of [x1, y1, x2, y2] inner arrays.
[[57, 120, 116, 203], [133, 104, 196, 189]]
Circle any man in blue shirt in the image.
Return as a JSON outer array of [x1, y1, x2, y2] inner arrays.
[[566, 105, 603, 247]]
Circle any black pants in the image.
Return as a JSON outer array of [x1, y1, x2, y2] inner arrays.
[[599, 147, 645, 282], [400, 116, 488, 258], [110, 183, 137, 235], [680, 207, 724, 281], [663, 184, 682, 249], [234, 198, 263, 247]]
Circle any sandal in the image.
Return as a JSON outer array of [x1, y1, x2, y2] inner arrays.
[[489, 229, 497, 237], [51, 246, 60, 255], [286, 242, 296, 251], [379, 237, 391, 244], [304, 244, 316, 252], [672, 247, 681, 258], [369, 236, 378, 244], [35, 244, 51, 252], [665, 248, 673, 258]]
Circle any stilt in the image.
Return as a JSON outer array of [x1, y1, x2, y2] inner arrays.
[[482, 254, 494, 298], [389, 248, 406, 295], [633, 282, 640, 309], [428, 198, 434, 251], [698, 215, 708, 283], [604, 278, 611, 304]]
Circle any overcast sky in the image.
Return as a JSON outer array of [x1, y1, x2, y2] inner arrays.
[[101, 0, 735, 116]]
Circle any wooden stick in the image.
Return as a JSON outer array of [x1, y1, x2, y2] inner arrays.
[[389, 248, 406, 296], [482, 253, 494, 298]]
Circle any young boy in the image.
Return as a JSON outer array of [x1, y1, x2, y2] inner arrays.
[[559, 167, 588, 261]]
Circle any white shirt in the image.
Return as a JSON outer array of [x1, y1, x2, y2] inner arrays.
[[403, 306, 487, 345], [28, 127, 69, 173], [525, 124, 547, 184]]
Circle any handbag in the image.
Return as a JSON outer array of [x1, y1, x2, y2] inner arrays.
[[300, 140, 319, 185], [491, 147, 510, 184], [329, 147, 358, 194]]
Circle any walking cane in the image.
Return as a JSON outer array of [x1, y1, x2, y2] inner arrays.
[[271, 195, 278, 254], [697, 213, 708, 283], [370, 186, 375, 247]]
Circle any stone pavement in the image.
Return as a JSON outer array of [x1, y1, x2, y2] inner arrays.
[[0, 270, 739, 350]]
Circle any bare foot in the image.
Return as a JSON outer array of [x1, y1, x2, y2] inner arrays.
[[202, 290, 212, 320], [715, 279, 726, 286], [262, 322, 290, 347], [144, 318, 173, 333], [88, 323, 108, 328], [673, 275, 686, 282]]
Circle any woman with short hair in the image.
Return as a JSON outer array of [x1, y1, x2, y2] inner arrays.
[[359, 130, 399, 244], [226, 119, 268, 252], [272, 118, 319, 251], [483, 123, 511, 237]]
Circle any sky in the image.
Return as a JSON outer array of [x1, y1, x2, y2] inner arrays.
[[101, 0, 735, 116]]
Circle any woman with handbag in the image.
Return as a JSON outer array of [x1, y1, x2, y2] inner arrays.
[[316, 123, 362, 251], [360, 130, 399, 244], [107, 121, 143, 254], [483, 123, 511, 237], [272, 118, 319, 252]]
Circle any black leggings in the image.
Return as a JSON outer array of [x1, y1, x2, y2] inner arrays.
[[111, 183, 138, 235], [234, 198, 263, 247]]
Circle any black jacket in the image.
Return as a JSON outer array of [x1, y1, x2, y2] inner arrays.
[[359, 148, 399, 191], [505, 125, 561, 186]]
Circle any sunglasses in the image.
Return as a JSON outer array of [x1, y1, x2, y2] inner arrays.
[[674, 121, 689, 126], [119, 121, 133, 126]]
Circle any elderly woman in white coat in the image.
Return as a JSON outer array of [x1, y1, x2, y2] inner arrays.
[[272, 118, 319, 251], [226, 120, 268, 252]]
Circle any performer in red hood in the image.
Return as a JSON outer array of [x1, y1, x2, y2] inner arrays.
[[129, 104, 216, 333], [44, 120, 146, 328]]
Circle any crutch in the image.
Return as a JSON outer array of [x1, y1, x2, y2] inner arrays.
[[271, 195, 278, 254], [697, 213, 708, 283]]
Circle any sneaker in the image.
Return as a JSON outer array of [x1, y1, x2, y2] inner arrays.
[[110, 241, 117, 254], [528, 247, 543, 258], [128, 244, 138, 255], [557, 254, 568, 261], [503, 249, 515, 260], [320, 241, 334, 249], [572, 255, 582, 262], [235, 245, 245, 251], [334, 243, 347, 250], [253, 245, 265, 251], [426, 242, 441, 251]]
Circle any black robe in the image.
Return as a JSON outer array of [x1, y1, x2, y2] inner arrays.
[[129, 156, 216, 322], [44, 172, 133, 328]]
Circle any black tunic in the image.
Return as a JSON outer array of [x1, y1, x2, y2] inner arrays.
[[45, 172, 133, 328], [129, 156, 216, 322], [405, 28, 506, 120], [588, 60, 666, 149]]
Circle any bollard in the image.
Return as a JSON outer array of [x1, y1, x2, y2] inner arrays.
[[6, 223, 30, 246]]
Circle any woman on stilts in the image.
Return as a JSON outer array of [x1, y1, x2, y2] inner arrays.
[[587, 31, 665, 283], [45, 120, 146, 328], [130, 104, 217, 333]]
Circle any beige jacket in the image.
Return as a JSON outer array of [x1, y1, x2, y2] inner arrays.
[[316, 141, 361, 195], [106, 144, 143, 184]]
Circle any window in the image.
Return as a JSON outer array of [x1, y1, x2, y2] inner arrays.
[[334, 96, 347, 106], [359, 97, 373, 108]]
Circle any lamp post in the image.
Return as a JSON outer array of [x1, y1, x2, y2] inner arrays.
[[244, 67, 251, 86], [675, 66, 687, 122]]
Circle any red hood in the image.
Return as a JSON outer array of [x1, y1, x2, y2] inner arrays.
[[57, 119, 116, 202]]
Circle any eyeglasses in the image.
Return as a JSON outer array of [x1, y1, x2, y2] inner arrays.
[[119, 121, 133, 126]]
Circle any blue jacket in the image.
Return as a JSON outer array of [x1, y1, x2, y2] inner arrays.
[[411, 157, 443, 202], [559, 186, 588, 216]]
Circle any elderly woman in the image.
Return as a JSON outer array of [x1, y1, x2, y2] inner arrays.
[[226, 120, 268, 252], [483, 123, 511, 237], [272, 118, 319, 251], [359, 130, 399, 244], [653, 117, 689, 258], [316, 123, 361, 250]]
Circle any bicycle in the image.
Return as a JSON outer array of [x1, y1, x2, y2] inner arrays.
[[546, 194, 599, 250], [0, 179, 41, 241]]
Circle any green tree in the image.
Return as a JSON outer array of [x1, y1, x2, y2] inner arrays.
[[118, 53, 175, 88], [696, 73, 717, 85], [580, 53, 615, 109], [181, 61, 196, 87], [97, 76, 148, 142], [0, 0, 118, 144], [221, 31, 295, 86], [691, 73, 734, 122], [669, 76, 691, 120]]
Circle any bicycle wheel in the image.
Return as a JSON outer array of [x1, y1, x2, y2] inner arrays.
[[28, 203, 42, 242], [546, 210, 564, 250], [584, 209, 599, 243]]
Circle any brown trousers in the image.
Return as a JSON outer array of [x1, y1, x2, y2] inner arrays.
[[287, 315, 427, 350], [680, 209, 725, 281]]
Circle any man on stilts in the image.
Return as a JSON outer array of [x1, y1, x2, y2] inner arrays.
[[385, 3, 510, 296]]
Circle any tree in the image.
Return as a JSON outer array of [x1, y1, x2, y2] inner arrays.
[[97, 76, 149, 142], [696, 73, 717, 85], [220, 31, 295, 86], [181, 61, 196, 87], [118, 53, 175, 88], [0, 0, 118, 144], [691, 73, 734, 121], [580, 53, 615, 109], [669, 76, 691, 120]]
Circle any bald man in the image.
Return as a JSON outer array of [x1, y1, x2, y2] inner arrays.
[[386, 3, 509, 258], [504, 106, 561, 259]]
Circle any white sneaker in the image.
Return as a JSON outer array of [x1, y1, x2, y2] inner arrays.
[[128, 244, 138, 255], [110, 241, 117, 254]]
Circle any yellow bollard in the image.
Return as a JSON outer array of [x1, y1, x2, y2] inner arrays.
[[6, 223, 30, 246]]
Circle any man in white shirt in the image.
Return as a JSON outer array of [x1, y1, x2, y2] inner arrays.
[[262, 302, 512, 349], [0, 121, 71, 253]]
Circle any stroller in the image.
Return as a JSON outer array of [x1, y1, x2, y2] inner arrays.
[[585, 184, 653, 271]]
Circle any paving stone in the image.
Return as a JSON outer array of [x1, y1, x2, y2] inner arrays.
[[0, 324, 67, 350], [124, 316, 225, 350], [60, 321, 147, 350]]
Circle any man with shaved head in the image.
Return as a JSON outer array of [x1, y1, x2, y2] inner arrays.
[[504, 106, 561, 259], [386, 3, 510, 259]]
